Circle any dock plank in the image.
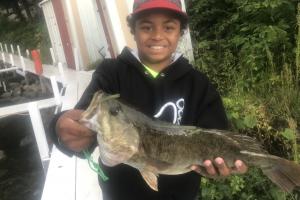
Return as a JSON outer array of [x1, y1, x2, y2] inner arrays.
[[75, 148, 102, 200], [41, 146, 76, 200]]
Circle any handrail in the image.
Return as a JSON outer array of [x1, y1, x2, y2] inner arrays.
[[0, 67, 18, 73]]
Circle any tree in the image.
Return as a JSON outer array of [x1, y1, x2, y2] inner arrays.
[[0, 0, 26, 21], [20, 0, 33, 21], [0, 0, 40, 22], [188, 0, 298, 93]]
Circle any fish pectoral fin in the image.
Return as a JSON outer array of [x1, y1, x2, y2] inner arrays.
[[140, 170, 159, 191]]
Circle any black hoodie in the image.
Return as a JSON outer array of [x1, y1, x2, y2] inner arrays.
[[51, 47, 228, 200]]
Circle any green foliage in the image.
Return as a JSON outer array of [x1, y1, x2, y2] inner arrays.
[[0, 15, 52, 64], [281, 128, 296, 141], [201, 168, 297, 200], [297, 4, 300, 82], [39, 22, 52, 64], [188, 1, 300, 199], [189, 0, 298, 94], [0, 16, 39, 49], [223, 94, 259, 130]]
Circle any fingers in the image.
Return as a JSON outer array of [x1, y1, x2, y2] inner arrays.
[[201, 158, 248, 178], [57, 110, 94, 136], [203, 160, 217, 175], [55, 109, 96, 152], [62, 136, 95, 152], [58, 116, 92, 137], [58, 127, 95, 152], [231, 160, 248, 174], [214, 157, 231, 176], [59, 125, 93, 143], [190, 165, 201, 174], [62, 109, 85, 121], [203, 157, 230, 176]]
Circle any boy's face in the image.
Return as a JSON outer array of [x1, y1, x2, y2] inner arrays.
[[134, 11, 181, 68]]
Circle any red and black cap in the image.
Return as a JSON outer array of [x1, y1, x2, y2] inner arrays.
[[131, 0, 187, 19]]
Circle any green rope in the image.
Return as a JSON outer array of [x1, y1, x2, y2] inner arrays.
[[83, 150, 109, 181]]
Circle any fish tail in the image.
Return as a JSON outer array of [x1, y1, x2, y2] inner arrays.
[[241, 151, 300, 192]]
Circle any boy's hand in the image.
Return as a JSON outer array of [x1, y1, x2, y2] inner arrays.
[[190, 158, 248, 177], [56, 109, 95, 152]]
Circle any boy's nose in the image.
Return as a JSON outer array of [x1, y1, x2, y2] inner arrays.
[[151, 29, 163, 40]]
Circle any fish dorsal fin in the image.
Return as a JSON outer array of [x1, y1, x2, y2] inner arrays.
[[140, 169, 159, 191], [200, 129, 267, 154]]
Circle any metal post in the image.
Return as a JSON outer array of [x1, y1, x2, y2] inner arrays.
[[50, 48, 56, 65], [9, 54, 14, 67], [26, 49, 30, 58], [10, 44, 14, 54], [21, 56, 26, 72], [4, 44, 8, 53], [57, 62, 66, 86], [50, 76, 62, 105], [17, 45, 21, 57], [73, 47, 80, 71], [28, 102, 50, 172], [20, 55, 28, 83], [1, 53, 5, 64]]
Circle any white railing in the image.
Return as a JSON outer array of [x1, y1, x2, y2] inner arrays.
[[0, 75, 62, 172], [0, 42, 63, 171]]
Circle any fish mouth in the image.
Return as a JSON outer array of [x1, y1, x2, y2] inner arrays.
[[79, 92, 120, 128]]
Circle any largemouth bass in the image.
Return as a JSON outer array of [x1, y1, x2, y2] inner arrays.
[[80, 91, 300, 192]]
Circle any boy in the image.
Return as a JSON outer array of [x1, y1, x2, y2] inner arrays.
[[51, 0, 247, 199]]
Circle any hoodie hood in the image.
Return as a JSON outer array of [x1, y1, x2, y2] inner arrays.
[[118, 47, 193, 81]]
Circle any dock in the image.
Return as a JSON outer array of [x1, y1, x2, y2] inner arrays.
[[0, 52, 102, 200]]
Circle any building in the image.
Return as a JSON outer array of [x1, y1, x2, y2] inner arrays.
[[39, 0, 194, 70]]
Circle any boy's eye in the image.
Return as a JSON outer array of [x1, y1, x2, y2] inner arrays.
[[140, 26, 152, 32], [165, 26, 175, 32]]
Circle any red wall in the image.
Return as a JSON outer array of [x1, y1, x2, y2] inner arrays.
[[52, 0, 76, 69]]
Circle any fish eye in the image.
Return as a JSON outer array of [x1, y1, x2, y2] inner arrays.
[[109, 106, 121, 116]]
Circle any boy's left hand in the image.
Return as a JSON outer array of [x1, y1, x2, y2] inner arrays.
[[190, 158, 248, 177]]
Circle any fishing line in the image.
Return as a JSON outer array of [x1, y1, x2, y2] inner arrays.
[[82, 150, 109, 181]]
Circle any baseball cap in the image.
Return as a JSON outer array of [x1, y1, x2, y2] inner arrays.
[[131, 0, 187, 19]]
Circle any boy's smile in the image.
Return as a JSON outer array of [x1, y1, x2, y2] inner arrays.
[[134, 11, 181, 72]]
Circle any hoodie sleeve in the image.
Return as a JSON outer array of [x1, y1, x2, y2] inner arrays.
[[48, 59, 120, 156], [196, 77, 228, 130]]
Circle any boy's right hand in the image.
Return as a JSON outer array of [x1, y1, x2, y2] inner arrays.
[[56, 109, 95, 152]]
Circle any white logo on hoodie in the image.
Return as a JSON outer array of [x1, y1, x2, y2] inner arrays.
[[154, 98, 185, 125]]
